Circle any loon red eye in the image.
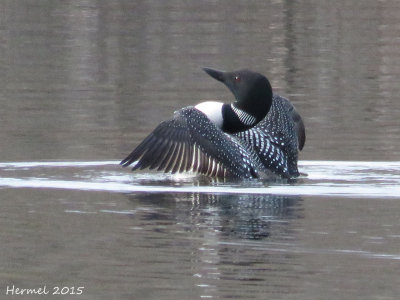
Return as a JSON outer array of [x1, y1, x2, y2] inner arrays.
[[234, 75, 241, 83]]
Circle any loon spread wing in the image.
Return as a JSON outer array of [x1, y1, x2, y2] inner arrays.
[[235, 95, 305, 178], [121, 107, 259, 179], [289, 104, 306, 151], [235, 128, 290, 177]]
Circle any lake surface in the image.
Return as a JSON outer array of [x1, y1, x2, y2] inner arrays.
[[1, 1, 400, 299]]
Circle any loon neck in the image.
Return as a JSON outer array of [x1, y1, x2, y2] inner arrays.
[[222, 104, 255, 133], [231, 103, 257, 126], [234, 92, 272, 125], [222, 92, 272, 133]]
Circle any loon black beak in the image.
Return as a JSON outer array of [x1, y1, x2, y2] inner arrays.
[[203, 67, 226, 83]]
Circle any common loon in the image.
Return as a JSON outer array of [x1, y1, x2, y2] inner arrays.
[[121, 68, 306, 179]]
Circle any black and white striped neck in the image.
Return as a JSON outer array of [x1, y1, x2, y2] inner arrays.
[[220, 104, 256, 133], [231, 103, 257, 126]]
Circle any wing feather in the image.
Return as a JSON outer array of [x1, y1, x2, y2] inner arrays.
[[180, 142, 189, 173], [291, 109, 306, 151], [121, 107, 258, 178], [149, 138, 170, 170], [165, 142, 181, 173], [192, 146, 199, 172], [137, 137, 165, 170], [157, 141, 176, 171], [171, 142, 184, 174]]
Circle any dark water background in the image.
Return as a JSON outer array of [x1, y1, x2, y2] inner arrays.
[[1, 1, 400, 299]]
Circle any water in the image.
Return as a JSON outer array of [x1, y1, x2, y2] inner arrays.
[[1, 1, 400, 299], [0, 161, 400, 300], [1, 161, 400, 198]]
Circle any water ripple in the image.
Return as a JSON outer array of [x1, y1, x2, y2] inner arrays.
[[0, 160, 399, 198]]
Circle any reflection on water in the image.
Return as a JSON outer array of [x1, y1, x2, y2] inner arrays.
[[128, 192, 303, 299], [0, 161, 399, 299], [132, 192, 301, 241]]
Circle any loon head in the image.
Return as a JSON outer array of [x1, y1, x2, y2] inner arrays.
[[202, 67, 273, 133]]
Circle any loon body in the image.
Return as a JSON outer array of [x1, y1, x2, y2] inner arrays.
[[121, 68, 306, 179]]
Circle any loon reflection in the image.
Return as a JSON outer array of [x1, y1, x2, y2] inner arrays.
[[128, 192, 302, 240]]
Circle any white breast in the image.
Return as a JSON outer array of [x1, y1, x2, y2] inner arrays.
[[195, 101, 224, 129]]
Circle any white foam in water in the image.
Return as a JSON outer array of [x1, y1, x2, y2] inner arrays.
[[0, 160, 399, 198]]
